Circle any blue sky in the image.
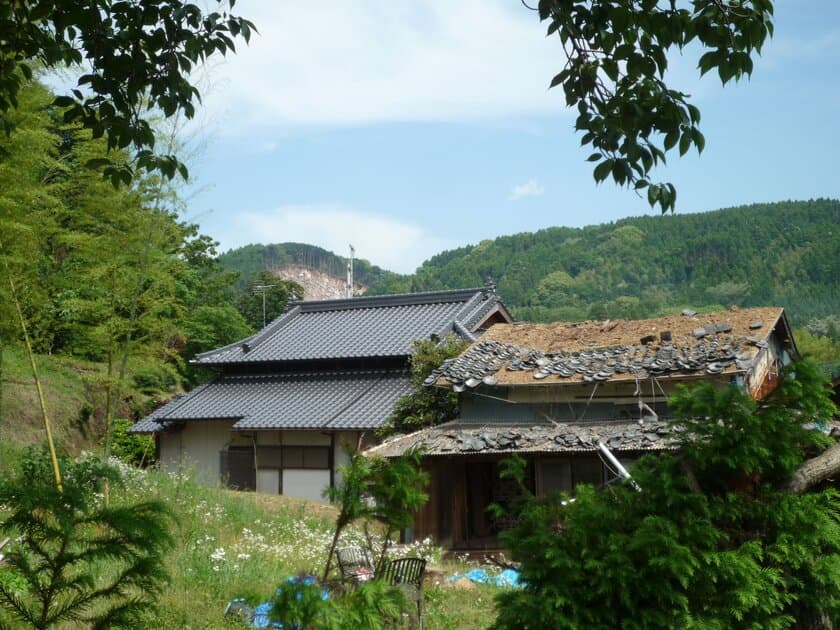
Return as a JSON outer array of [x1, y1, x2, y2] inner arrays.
[[183, 1, 840, 274]]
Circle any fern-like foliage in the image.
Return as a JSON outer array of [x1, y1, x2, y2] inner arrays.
[[0, 449, 174, 629]]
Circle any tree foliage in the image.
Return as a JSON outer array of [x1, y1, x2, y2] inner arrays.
[[322, 449, 428, 581], [0, 77, 249, 437], [493, 361, 840, 628], [0, 1, 254, 184], [0, 449, 174, 629], [533, 0, 774, 211], [796, 326, 840, 379], [384, 334, 470, 435]]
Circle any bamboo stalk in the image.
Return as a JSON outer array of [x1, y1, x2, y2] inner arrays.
[[0, 241, 62, 491]]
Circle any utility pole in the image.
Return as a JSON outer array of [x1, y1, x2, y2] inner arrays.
[[346, 244, 355, 298], [252, 284, 276, 329]]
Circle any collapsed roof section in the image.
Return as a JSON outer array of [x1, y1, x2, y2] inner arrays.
[[367, 419, 677, 458]]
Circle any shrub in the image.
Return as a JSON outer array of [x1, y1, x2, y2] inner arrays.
[[108, 417, 156, 466], [493, 361, 840, 628], [0, 449, 174, 628]]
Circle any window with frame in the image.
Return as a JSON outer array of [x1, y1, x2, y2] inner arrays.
[[281, 445, 330, 470], [538, 458, 605, 495]]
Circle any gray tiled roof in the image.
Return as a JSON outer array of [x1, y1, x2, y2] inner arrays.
[[127, 391, 201, 434], [129, 370, 412, 434], [194, 288, 508, 365], [366, 420, 677, 458], [429, 307, 788, 390]]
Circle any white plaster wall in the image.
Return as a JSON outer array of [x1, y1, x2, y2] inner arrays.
[[257, 469, 280, 494], [159, 432, 182, 471], [332, 431, 360, 488], [283, 469, 330, 503], [283, 430, 331, 446], [158, 420, 234, 486], [256, 431, 282, 445]]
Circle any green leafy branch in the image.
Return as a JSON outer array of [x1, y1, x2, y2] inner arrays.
[[537, 0, 774, 211]]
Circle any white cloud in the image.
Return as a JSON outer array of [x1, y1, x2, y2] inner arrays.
[[219, 204, 456, 274], [200, 1, 565, 130], [508, 179, 544, 200]]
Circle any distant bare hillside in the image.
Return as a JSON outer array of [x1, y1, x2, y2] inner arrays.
[[272, 264, 367, 301], [217, 242, 399, 291]]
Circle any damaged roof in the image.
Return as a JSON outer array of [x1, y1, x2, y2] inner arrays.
[[429, 307, 792, 390], [366, 419, 677, 458], [129, 370, 412, 434], [194, 286, 510, 366]]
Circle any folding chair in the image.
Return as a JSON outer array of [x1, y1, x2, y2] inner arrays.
[[335, 546, 375, 584], [378, 557, 426, 629]]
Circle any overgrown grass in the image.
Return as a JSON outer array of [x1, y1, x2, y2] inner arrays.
[[0, 453, 500, 628], [0, 344, 95, 451]]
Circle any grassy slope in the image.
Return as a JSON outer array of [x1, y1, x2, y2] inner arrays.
[[0, 344, 99, 454], [0, 452, 500, 629], [136, 467, 500, 628]]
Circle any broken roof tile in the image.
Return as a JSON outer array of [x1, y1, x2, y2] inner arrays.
[[366, 420, 678, 458], [429, 307, 788, 389]]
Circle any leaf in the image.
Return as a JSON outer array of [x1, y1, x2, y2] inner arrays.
[[593, 159, 614, 183], [697, 51, 718, 76], [691, 128, 705, 154], [85, 158, 112, 170], [679, 131, 691, 156], [687, 104, 701, 124]]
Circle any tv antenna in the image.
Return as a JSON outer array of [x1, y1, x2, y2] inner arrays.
[[252, 283, 276, 328]]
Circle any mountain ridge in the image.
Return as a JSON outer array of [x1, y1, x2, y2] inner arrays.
[[218, 199, 840, 327]]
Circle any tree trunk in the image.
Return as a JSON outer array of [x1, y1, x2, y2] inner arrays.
[[794, 607, 833, 629], [787, 442, 840, 494]]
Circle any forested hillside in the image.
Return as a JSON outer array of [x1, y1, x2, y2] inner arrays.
[[368, 200, 840, 329], [0, 78, 254, 448]]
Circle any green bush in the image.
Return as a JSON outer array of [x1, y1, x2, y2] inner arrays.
[[108, 417, 156, 466], [493, 361, 840, 628]]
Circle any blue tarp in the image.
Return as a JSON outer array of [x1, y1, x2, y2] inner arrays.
[[225, 575, 329, 629], [447, 568, 523, 589]]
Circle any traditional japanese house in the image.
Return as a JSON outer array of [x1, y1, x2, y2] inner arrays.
[[129, 285, 512, 502], [367, 307, 799, 551]]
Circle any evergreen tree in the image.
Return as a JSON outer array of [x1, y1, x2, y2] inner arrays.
[[0, 450, 174, 628], [493, 361, 840, 629]]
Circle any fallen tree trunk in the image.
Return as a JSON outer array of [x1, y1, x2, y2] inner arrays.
[[787, 441, 840, 494]]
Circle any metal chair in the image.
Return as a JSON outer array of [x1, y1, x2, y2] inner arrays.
[[378, 557, 426, 629], [335, 546, 375, 584]]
